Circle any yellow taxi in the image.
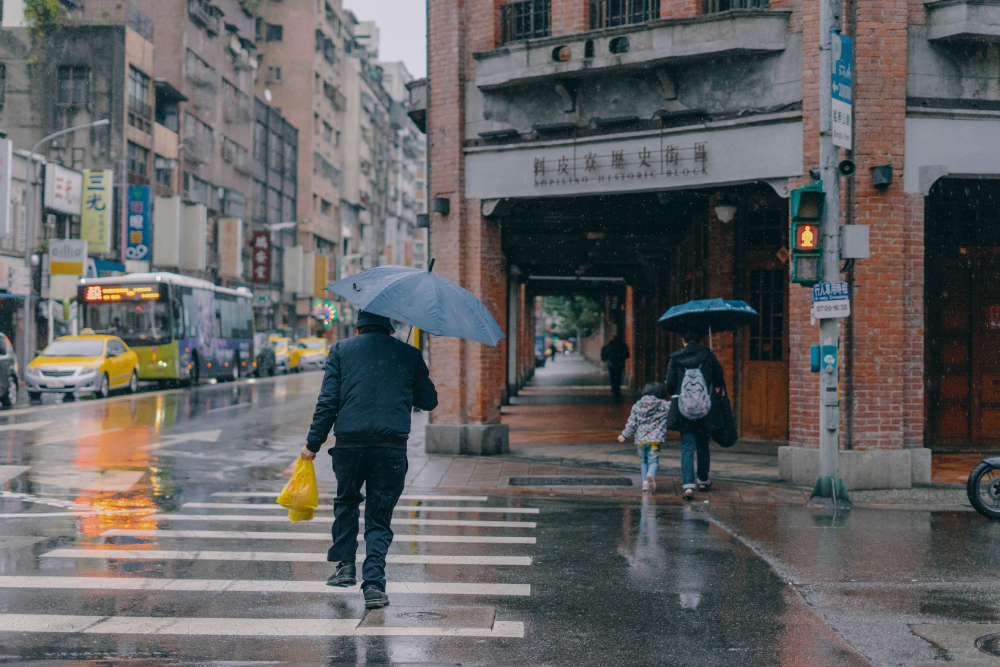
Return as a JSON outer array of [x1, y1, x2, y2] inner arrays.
[[25, 330, 139, 400], [290, 337, 329, 372], [269, 336, 292, 374]]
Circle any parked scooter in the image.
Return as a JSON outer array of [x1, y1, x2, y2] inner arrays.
[[968, 458, 1000, 518]]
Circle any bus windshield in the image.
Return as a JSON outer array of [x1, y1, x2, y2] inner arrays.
[[42, 339, 105, 357], [83, 299, 171, 347]]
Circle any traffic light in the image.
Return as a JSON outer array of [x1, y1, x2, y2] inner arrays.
[[790, 183, 825, 286]]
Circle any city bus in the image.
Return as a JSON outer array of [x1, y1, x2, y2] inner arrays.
[[78, 272, 254, 384]]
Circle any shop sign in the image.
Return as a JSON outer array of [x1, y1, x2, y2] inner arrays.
[[251, 231, 270, 283], [8, 266, 30, 296], [0, 139, 11, 237], [124, 185, 151, 261], [811, 282, 850, 319], [532, 142, 707, 189], [81, 170, 113, 253], [314, 254, 327, 297], [44, 164, 83, 215], [49, 239, 87, 275], [218, 217, 243, 278], [831, 31, 853, 150]]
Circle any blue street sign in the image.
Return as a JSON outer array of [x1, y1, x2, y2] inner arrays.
[[125, 185, 151, 262], [831, 31, 853, 149], [812, 282, 851, 319]]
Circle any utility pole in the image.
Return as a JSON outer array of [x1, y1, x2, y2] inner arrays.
[[812, 0, 849, 506]]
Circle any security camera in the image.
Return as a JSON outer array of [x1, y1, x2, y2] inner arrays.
[[838, 160, 856, 177]]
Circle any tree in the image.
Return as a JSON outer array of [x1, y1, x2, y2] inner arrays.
[[24, 0, 66, 41], [541, 296, 602, 338]]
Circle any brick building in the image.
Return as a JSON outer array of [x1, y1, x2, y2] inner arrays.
[[413, 0, 1000, 486]]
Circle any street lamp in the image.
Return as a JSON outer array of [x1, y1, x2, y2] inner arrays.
[[22, 119, 110, 372]]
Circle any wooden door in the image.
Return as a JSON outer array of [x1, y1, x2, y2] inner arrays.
[[741, 267, 789, 440]]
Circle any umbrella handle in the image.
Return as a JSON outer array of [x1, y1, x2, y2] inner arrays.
[[428, 258, 435, 273], [406, 326, 413, 344]]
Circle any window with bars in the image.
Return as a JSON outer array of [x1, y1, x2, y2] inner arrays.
[[500, 0, 550, 44], [704, 0, 767, 13], [57, 65, 90, 105], [590, 0, 659, 29], [744, 207, 785, 249], [747, 269, 784, 361], [128, 66, 152, 133], [127, 142, 149, 178]]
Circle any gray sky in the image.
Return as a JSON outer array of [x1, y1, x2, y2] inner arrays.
[[345, 0, 427, 78]]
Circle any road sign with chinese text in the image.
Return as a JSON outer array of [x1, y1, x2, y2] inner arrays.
[[81, 170, 113, 253], [811, 282, 851, 319], [831, 31, 853, 149], [124, 185, 150, 261], [251, 231, 270, 283]]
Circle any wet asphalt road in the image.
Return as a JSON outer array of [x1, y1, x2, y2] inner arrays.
[[0, 372, 998, 666]]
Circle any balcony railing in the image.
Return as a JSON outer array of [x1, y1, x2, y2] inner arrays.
[[183, 137, 213, 165], [225, 96, 253, 124], [500, 0, 551, 45], [590, 0, 660, 29], [704, 0, 768, 12], [188, 0, 221, 36], [128, 97, 152, 134]]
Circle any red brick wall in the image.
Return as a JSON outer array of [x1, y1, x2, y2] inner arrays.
[[659, 0, 702, 19], [551, 0, 590, 34]]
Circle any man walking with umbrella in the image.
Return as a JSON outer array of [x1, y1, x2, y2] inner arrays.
[[299, 310, 438, 609]]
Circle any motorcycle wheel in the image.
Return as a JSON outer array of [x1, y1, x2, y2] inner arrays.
[[967, 462, 1000, 519]]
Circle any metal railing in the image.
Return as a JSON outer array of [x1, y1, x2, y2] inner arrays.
[[187, 0, 220, 35], [590, 0, 659, 29], [126, 3, 155, 41], [703, 0, 767, 12], [500, 0, 550, 44], [128, 97, 151, 120]]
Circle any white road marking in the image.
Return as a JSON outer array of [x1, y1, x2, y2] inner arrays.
[[212, 492, 491, 502], [206, 403, 251, 413], [0, 576, 531, 596], [150, 514, 536, 528], [0, 509, 157, 519], [42, 548, 532, 566], [80, 471, 145, 493], [0, 614, 524, 638], [102, 529, 536, 544], [0, 421, 51, 432], [0, 465, 30, 484], [184, 503, 539, 515]]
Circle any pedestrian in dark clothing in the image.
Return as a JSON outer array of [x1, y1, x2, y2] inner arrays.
[[665, 331, 725, 500], [601, 335, 630, 400], [299, 310, 438, 609]]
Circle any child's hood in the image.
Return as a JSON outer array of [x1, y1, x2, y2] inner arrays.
[[634, 395, 667, 417]]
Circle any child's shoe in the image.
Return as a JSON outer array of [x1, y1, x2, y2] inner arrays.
[[641, 480, 649, 492], [646, 473, 656, 492]]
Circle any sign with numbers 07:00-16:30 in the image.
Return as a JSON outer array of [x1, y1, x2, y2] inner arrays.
[[812, 282, 851, 319]]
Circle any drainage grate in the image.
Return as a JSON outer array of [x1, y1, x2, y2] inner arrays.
[[977, 633, 1000, 656], [509, 476, 633, 486]]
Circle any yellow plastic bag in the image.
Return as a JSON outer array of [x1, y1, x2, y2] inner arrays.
[[276, 457, 319, 522]]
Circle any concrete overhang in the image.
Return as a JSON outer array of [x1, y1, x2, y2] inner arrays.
[[473, 10, 791, 90], [406, 78, 427, 133], [925, 0, 1000, 41]]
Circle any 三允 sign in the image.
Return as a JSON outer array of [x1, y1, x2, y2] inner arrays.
[[81, 170, 113, 253]]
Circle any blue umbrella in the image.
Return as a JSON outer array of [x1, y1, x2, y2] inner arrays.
[[658, 298, 758, 347], [327, 264, 506, 348]]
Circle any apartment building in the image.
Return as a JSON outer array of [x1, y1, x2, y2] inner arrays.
[[253, 0, 346, 335]]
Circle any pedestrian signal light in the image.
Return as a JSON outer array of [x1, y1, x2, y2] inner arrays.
[[790, 183, 825, 286]]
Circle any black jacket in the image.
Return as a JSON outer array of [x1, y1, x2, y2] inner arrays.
[[601, 338, 630, 367], [665, 343, 725, 434], [305, 331, 438, 451]]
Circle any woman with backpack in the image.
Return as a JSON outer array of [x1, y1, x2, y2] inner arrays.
[[666, 330, 726, 500]]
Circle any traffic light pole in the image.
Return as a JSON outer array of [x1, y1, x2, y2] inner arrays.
[[813, 0, 849, 505]]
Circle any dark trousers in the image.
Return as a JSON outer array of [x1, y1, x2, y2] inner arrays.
[[608, 364, 625, 398], [327, 447, 408, 591], [680, 431, 711, 489]]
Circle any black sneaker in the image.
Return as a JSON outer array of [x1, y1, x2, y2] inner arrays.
[[326, 561, 356, 587], [363, 585, 389, 609]]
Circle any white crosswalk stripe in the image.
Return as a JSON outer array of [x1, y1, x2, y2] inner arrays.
[[183, 502, 540, 514], [102, 528, 537, 544], [3, 491, 536, 640]]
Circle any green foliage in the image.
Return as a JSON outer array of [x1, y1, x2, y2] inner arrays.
[[24, 0, 66, 40], [542, 296, 603, 338], [241, 0, 262, 14]]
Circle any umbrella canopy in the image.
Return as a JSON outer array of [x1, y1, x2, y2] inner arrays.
[[327, 265, 506, 348], [658, 298, 759, 333]]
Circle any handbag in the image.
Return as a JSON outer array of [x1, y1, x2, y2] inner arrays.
[[666, 396, 681, 431], [710, 386, 737, 448]]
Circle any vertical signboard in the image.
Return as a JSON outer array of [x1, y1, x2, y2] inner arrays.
[[251, 231, 270, 283], [831, 31, 853, 150], [314, 254, 327, 298], [218, 217, 244, 278], [44, 164, 83, 215], [0, 139, 11, 237], [81, 169, 113, 253], [124, 185, 151, 261]]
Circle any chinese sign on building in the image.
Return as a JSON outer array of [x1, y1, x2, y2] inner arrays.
[[124, 185, 151, 261], [314, 254, 327, 298], [218, 218, 243, 278], [831, 31, 853, 150], [49, 239, 88, 275], [251, 231, 270, 283], [44, 164, 83, 216], [0, 139, 12, 238], [532, 142, 707, 189], [81, 170, 113, 253]]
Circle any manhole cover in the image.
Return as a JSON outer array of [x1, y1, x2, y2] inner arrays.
[[509, 476, 633, 486], [399, 612, 445, 621], [976, 633, 1000, 656]]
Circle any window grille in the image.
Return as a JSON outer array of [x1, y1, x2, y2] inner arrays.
[[500, 0, 550, 44], [590, 0, 659, 28]]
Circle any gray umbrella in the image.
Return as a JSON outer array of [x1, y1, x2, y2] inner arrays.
[[326, 264, 505, 348]]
